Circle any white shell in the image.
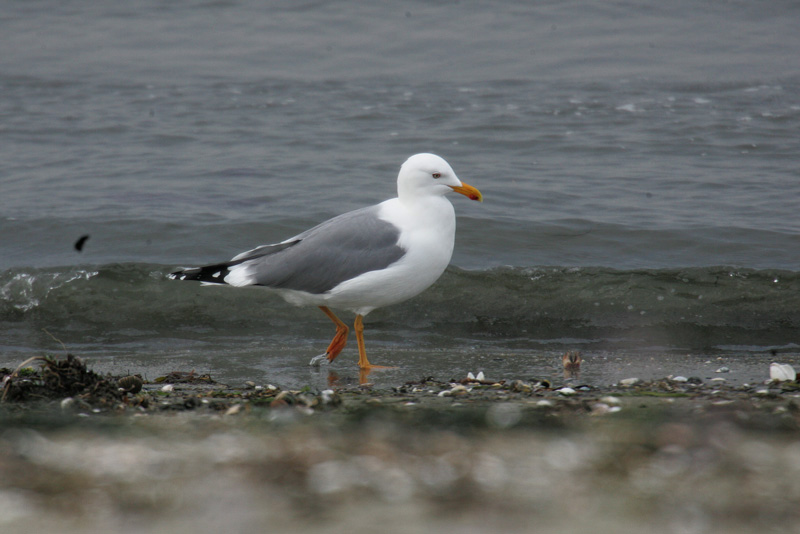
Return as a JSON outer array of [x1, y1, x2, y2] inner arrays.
[[770, 362, 796, 382]]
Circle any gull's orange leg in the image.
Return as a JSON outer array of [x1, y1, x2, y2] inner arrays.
[[354, 314, 370, 369], [354, 314, 395, 370], [319, 306, 348, 363]]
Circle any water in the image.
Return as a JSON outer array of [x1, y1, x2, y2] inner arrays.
[[2, 0, 799, 388]]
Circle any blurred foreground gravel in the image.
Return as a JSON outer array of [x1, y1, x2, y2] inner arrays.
[[2, 368, 800, 534]]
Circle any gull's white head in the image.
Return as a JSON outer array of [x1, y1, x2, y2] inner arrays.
[[397, 153, 483, 203]]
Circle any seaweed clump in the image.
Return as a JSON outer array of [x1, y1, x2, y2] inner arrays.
[[1, 354, 124, 408]]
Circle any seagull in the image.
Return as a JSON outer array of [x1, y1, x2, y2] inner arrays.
[[169, 153, 482, 372]]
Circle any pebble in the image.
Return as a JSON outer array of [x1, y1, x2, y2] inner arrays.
[[590, 403, 621, 415], [273, 390, 292, 402], [599, 396, 621, 406], [225, 404, 242, 415], [556, 387, 576, 396], [297, 393, 319, 408], [710, 377, 726, 382], [161, 384, 174, 393], [716, 367, 730, 373], [509, 380, 532, 393], [486, 403, 522, 428], [448, 385, 469, 396], [320, 389, 340, 406], [671, 376, 688, 382], [619, 378, 639, 386], [535, 399, 554, 408]]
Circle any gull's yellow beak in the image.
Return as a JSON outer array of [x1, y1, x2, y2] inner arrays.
[[449, 181, 483, 202]]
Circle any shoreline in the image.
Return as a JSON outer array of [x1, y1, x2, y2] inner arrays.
[[2, 356, 800, 534]]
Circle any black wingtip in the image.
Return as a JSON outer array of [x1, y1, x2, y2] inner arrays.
[[168, 270, 186, 280], [168, 264, 231, 284]]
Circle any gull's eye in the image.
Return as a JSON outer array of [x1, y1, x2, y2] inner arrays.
[[432, 172, 442, 179]]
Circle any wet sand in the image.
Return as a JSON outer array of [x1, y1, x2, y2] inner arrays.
[[2, 356, 800, 534]]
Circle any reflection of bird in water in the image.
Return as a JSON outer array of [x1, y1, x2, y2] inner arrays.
[[562, 350, 582, 379]]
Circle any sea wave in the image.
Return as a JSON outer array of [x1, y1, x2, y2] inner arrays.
[[1, 263, 798, 352]]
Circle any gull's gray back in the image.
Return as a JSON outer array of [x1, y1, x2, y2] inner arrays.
[[243, 205, 405, 294]]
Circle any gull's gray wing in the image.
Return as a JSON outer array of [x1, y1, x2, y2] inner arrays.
[[171, 205, 406, 295], [245, 205, 405, 293]]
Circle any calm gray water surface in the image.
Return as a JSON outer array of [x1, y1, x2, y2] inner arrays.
[[2, 1, 799, 387]]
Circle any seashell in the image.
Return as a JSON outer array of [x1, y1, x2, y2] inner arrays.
[[770, 362, 796, 382], [449, 385, 469, 396], [118, 375, 143, 394], [534, 379, 551, 390]]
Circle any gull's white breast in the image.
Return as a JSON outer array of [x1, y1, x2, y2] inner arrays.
[[323, 196, 456, 315]]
